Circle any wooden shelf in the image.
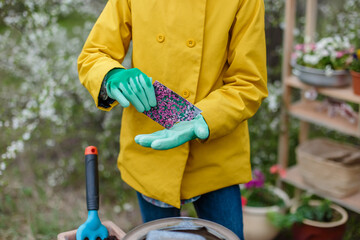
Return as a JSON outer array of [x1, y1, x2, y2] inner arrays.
[[288, 100, 360, 137], [282, 165, 360, 214], [279, 1, 360, 215], [285, 75, 360, 104]]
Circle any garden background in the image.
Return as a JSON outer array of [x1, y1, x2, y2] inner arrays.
[[0, 0, 359, 239]]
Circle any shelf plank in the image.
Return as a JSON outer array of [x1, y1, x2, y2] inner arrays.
[[288, 100, 360, 137], [282, 165, 360, 214], [285, 75, 360, 104]]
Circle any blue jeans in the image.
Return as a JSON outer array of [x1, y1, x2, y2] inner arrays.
[[136, 185, 244, 240]]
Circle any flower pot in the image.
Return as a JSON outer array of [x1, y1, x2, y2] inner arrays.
[[242, 186, 291, 240], [291, 200, 348, 240], [57, 221, 126, 240], [351, 70, 360, 95], [292, 63, 351, 87]]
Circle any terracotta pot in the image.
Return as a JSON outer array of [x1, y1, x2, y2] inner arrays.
[[242, 186, 291, 240], [351, 70, 360, 95], [291, 200, 348, 240], [57, 221, 126, 240]]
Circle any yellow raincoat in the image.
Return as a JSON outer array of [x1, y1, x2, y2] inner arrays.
[[78, 0, 268, 208]]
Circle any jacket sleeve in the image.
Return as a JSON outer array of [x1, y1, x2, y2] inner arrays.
[[195, 0, 268, 141], [77, 0, 132, 111]]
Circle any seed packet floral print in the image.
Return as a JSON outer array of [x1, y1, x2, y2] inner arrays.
[[143, 81, 202, 129]]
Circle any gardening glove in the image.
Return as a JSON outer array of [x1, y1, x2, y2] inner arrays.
[[135, 114, 209, 150], [105, 68, 157, 112]]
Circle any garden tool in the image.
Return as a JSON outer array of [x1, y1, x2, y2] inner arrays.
[[76, 146, 108, 240]]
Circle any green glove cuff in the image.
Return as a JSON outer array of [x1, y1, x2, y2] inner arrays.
[[105, 68, 157, 112], [106, 68, 125, 77]]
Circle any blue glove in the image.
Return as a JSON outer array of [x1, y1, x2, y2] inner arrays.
[[135, 115, 209, 150], [106, 68, 157, 112]]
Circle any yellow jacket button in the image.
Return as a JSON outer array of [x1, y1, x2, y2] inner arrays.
[[186, 39, 196, 48], [182, 89, 190, 98], [157, 34, 165, 43]]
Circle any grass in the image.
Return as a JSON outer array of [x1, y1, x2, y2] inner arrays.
[[0, 153, 143, 239], [0, 150, 198, 239]]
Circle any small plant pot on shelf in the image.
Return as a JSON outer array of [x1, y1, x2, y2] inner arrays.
[[351, 70, 360, 95], [57, 221, 126, 240], [242, 186, 291, 240], [291, 200, 348, 240]]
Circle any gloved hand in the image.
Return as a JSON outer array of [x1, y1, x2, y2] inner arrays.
[[135, 114, 209, 150], [106, 68, 157, 112]]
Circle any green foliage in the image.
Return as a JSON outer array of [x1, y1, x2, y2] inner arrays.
[[248, 81, 281, 169], [248, 81, 300, 176], [350, 58, 360, 73], [343, 212, 360, 240], [268, 210, 304, 229], [242, 186, 285, 208], [268, 195, 336, 229], [296, 197, 333, 222]]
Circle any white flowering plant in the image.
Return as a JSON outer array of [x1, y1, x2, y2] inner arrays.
[[293, 36, 354, 71]]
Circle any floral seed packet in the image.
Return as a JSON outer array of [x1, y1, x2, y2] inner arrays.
[[143, 81, 202, 129]]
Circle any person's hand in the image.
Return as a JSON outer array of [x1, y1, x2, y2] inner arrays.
[[106, 68, 157, 112], [135, 115, 209, 150]]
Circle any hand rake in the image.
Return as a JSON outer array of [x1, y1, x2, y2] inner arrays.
[[76, 146, 108, 240]]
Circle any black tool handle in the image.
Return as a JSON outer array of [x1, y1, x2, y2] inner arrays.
[[85, 146, 99, 211]]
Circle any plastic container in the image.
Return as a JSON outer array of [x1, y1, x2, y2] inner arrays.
[[57, 221, 126, 240]]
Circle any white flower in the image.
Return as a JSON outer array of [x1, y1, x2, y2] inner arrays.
[[334, 36, 342, 45], [22, 132, 31, 141], [316, 37, 332, 49], [0, 162, 6, 171], [318, 49, 329, 58], [113, 205, 121, 214], [304, 55, 320, 65], [123, 203, 134, 212], [325, 65, 334, 76], [342, 37, 351, 49]]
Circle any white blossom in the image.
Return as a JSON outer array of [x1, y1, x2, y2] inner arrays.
[[113, 205, 122, 214], [0, 162, 6, 171], [123, 203, 134, 212], [304, 55, 320, 65], [0, 0, 107, 187], [325, 65, 334, 76]]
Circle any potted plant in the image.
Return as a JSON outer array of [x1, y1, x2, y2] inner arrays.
[[240, 165, 290, 240], [292, 36, 354, 87], [268, 194, 348, 240], [349, 49, 360, 95]]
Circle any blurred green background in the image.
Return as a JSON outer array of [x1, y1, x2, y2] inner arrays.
[[0, 0, 359, 239]]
